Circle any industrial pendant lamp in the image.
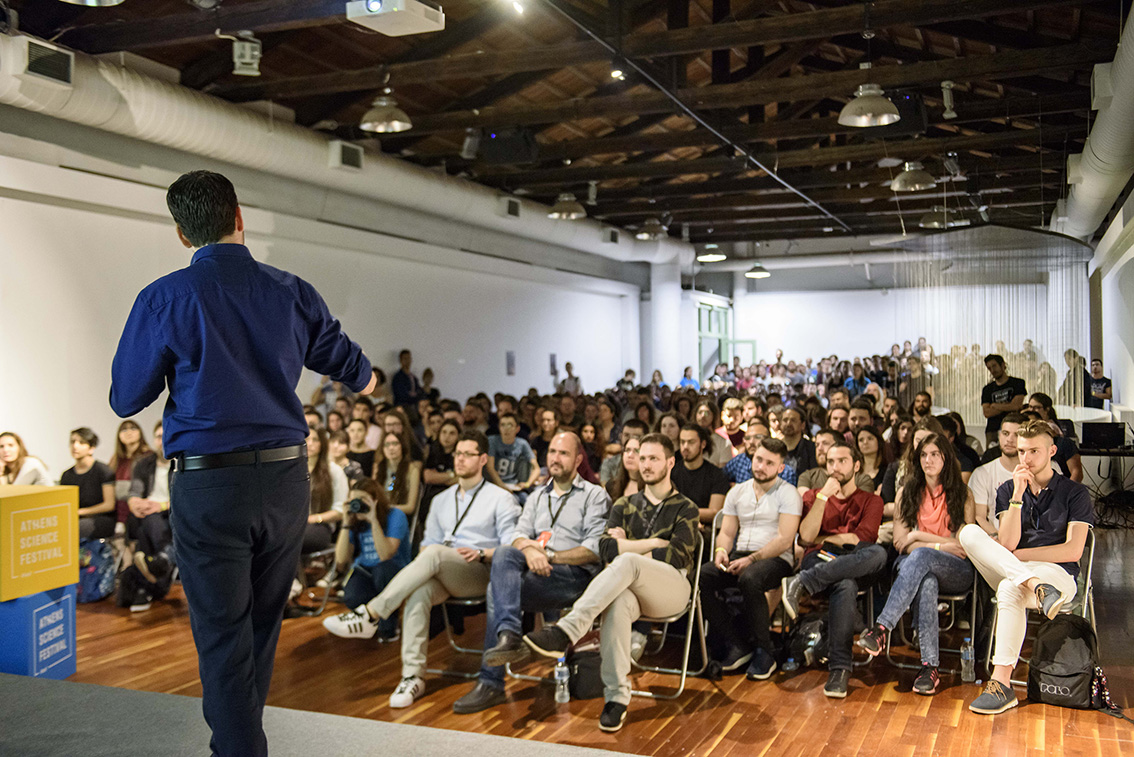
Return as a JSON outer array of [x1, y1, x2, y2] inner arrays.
[[744, 263, 771, 279], [918, 208, 970, 229], [548, 193, 586, 220], [838, 64, 900, 128], [891, 161, 937, 192], [360, 88, 412, 133], [635, 217, 668, 241], [59, 0, 124, 5]]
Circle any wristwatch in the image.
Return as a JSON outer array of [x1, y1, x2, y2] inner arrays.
[[545, 547, 557, 563], [477, 548, 486, 563]]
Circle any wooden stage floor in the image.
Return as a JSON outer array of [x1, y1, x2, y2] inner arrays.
[[70, 530, 1134, 756]]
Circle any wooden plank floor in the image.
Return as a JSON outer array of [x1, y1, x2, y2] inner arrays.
[[70, 530, 1134, 756]]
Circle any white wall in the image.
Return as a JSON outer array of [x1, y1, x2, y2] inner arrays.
[[0, 159, 639, 477], [734, 285, 1051, 363]]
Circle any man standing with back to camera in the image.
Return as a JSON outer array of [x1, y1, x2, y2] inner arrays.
[[110, 171, 376, 757]]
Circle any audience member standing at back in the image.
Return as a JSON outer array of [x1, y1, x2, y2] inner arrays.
[[110, 170, 376, 757], [392, 349, 421, 408], [980, 354, 1026, 448]]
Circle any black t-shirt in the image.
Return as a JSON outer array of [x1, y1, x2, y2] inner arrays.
[[670, 458, 730, 509], [1053, 436, 1079, 478], [531, 435, 552, 468], [60, 461, 115, 510], [784, 437, 818, 476], [423, 442, 453, 475], [954, 442, 980, 473], [346, 449, 375, 477], [1087, 376, 1111, 410], [981, 376, 1027, 432]]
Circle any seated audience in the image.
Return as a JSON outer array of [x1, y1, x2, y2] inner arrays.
[[578, 422, 605, 476], [781, 442, 886, 699], [304, 426, 347, 553], [352, 396, 383, 449], [346, 418, 377, 477], [530, 407, 560, 469], [969, 413, 1029, 534], [725, 419, 798, 486], [600, 419, 648, 484], [328, 429, 365, 482], [672, 424, 731, 525], [678, 366, 700, 390], [329, 477, 412, 642], [715, 398, 747, 456], [959, 419, 1093, 715], [798, 428, 876, 495], [936, 414, 980, 483], [910, 390, 933, 423], [655, 411, 682, 444], [847, 399, 875, 437], [117, 422, 175, 611], [855, 425, 889, 492], [60, 427, 116, 539], [1025, 394, 1083, 482], [879, 417, 946, 507], [323, 431, 519, 710], [326, 410, 345, 434], [521, 434, 699, 732], [701, 437, 801, 679], [779, 407, 817, 474], [844, 364, 869, 400], [375, 433, 423, 517], [827, 406, 851, 440], [453, 432, 610, 714], [421, 418, 460, 510], [486, 413, 539, 503], [694, 399, 734, 467], [304, 405, 323, 429], [109, 420, 153, 524], [856, 433, 975, 695], [605, 437, 643, 501]]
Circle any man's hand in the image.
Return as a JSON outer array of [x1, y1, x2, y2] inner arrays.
[[455, 547, 482, 564], [1011, 463, 1035, 499], [818, 477, 841, 500], [714, 548, 730, 570], [359, 371, 378, 396], [607, 526, 627, 540], [523, 546, 552, 577], [725, 555, 752, 574]]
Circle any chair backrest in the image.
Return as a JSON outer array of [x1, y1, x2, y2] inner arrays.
[[1076, 528, 1096, 607]]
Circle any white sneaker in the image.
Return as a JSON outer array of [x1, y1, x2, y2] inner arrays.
[[322, 605, 380, 639], [630, 630, 647, 661], [389, 675, 426, 708], [289, 578, 303, 602]]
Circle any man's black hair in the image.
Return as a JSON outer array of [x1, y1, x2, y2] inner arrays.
[[166, 171, 239, 248]]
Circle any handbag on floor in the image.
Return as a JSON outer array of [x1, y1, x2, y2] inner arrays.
[[77, 538, 116, 603]]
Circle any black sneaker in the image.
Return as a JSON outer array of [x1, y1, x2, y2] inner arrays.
[[823, 668, 849, 699], [969, 680, 1018, 714], [1034, 583, 1065, 619], [781, 575, 804, 620], [719, 645, 754, 672], [129, 587, 153, 613], [599, 701, 628, 732], [856, 623, 888, 657], [745, 647, 777, 681], [913, 663, 939, 696], [524, 625, 571, 659], [453, 681, 507, 714], [484, 629, 531, 667]]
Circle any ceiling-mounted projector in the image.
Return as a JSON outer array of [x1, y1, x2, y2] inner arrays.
[[346, 0, 445, 36]]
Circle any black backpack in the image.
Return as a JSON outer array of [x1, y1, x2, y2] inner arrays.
[[1028, 615, 1132, 724]]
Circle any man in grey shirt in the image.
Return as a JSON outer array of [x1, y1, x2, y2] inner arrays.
[[797, 427, 875, 495], [454, 431, 610, 714]]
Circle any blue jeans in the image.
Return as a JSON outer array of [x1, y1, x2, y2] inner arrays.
[[875, 547, 974, 666], [798, 543, 888, 672], [480, 545, 594, 688], [342, 559, 404, 637]]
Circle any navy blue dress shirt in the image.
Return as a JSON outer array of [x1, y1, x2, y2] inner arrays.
[[110, 243, 372, 457]]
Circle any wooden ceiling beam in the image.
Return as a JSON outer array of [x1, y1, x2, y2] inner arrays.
[[210, 0, 1079, 101], [401, 43, 1107, 134], [481, 122, 1083, 185], [59, 0, 346, 54]]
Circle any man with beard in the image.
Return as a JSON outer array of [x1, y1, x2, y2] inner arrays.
[[453, 431, 610, 714], [781, 442, 885, 699], [779, 406, 817, 474], [521, 434, 699, 732], [796, 428, 876, 495], [700, 437, 802, 679], [910, 390, 933, 423], [671, 424, 731, 524], [981, 354, 1027, 447]]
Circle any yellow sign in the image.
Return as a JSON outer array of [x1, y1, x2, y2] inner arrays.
[[0, 486, 79, 601]]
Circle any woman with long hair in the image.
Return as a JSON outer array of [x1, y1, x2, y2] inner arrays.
[[655, 411, 682, 444], [674, 394, 694, 422], [857, 433, 974, 695], [694, 398, 732, 467], [0, 431, 51, 485], [374, 433, 422, 516], [304, 425, 346, 553], [328, 429, 364, 482], [596, 397, 621, 454], [383, 407, 424, 462], [855, 425, 891, 492], [345, 418, 376, 477], [326, 410, 346, 434], [579, 423, 605, 475], [605, 436, 643, 500], [108, 420, 153, 524], [633, 399, 657, 429]]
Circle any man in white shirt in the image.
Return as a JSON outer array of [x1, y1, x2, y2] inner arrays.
[[323, 430, 519, 709], [699, 437, 802, 680], [969, 413, 1027, 535]]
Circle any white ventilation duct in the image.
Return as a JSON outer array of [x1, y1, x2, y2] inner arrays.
[[0, 33, 690, 267], [1054, 14, 1134, 240]]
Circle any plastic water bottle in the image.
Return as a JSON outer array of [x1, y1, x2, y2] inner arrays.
[[960, 637, 975, 683], [554, 657, 570, 704], [782, 656, 799, 672]]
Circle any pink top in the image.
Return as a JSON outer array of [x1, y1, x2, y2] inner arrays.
[[917, 485, 952, 537]]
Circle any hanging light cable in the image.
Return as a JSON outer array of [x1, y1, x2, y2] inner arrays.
[[838, 5, 899, 128], [360, 70, 412, 133]]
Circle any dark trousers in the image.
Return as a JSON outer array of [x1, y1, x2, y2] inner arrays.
[[479, 545, 593, 688], [699, 553, 793, 657], [135, 511, 174, 562], [79, 513, 116, 540], [798, 543, 887, 671], [171, 456, 309, 757], [342, 560, 402, 637], [301, 521, 333, 553]]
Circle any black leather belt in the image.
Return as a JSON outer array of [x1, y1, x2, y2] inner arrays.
[[177, 444, 307, 472]]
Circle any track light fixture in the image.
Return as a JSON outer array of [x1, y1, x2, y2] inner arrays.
[[459, 128, 481, 160], [214, 30, 262, 77], [941, 80, 957, 119], [586, 180, 598, 206], [360, 87, 412, 133], [548, 193, 586, 220], [891, 161, 937, 192]]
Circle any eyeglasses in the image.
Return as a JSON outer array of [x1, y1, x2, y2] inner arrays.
[[453, 451, 482, 459]]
